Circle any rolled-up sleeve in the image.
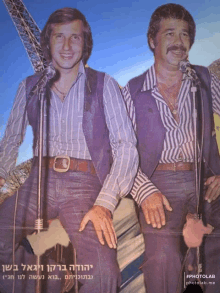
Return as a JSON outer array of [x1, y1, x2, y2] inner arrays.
[[122, 83, 160, 206], [0, 79, 28, 179], [94, 75, 138, 213]]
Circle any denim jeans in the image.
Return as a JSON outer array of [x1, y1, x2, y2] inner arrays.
[[139, 170, 220, 293], [0, 163, 120, 293]]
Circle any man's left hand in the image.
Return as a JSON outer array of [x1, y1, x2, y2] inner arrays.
[[79, 205, 117, 249], [205, 175, 220, 203]]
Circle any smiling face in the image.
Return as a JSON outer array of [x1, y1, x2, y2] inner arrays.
[[150, 18, 191, 71], [49, 20, 84, 74]]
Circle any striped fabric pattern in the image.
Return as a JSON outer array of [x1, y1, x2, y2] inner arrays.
[[0, 62, 138, 212], [123, 64, 220, 205], [153, 78, 194, 164]]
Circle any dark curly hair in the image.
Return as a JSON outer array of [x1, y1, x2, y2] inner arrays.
[[147, 3, 196, 52], [40, 8, 93, 64]]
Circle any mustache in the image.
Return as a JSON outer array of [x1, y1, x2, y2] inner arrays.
[[166, 45, 187, 54]]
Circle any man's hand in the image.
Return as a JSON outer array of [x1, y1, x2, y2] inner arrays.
[[205, 175, 220, 203], [141, 192, 172, 229], [79, 205, 117, 249], [0, 177, 5, 188]]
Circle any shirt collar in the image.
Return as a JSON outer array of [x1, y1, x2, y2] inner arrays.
[[78, 60, 86, 76], [141, 63, 188, 92], [141, 64, 157, 92]]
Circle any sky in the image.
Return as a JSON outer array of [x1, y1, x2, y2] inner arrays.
[[0, 0, 220, 164]]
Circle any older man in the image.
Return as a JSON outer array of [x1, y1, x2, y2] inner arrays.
[[123, 4, 220, 293]]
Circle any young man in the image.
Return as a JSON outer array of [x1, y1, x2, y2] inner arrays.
[[123, 4, 220, 293], [0, 8, 138, 293]]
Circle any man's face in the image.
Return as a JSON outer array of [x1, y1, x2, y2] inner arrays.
[[49, 20, 84, 72], [150, 18, 191, 70]]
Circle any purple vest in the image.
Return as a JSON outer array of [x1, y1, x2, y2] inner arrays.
[[25, 67, 112, 184], [129, 65, 220, 178]]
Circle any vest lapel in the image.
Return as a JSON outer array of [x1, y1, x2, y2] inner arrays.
[[134, 89, 166, 177], [82, 67, 98, 144]]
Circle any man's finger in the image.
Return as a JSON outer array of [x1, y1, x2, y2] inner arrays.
[[205, 181, 218, 201], [154, 208, 162, 228], [162, 195, 172, 211], [206, 185, 220, 202], [212, 186, 220, 201], [207, 187, 216, 202], [93, 222, 105, 246], [149, 210, 157, 228], [107, 220, 117, 246], [79, 214, 89, 232], [101, 222, 115, 248], [205, 176, 215, 186], [205, 186, 213, 201], [141, 199, 151, 224], [158, 204, 166, 226], [103, 218, 117, 248], [143, 209, 150, 225]]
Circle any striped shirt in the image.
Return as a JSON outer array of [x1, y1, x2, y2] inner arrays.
[[0, 62, 138, 213], [123, 64, 220, 205]]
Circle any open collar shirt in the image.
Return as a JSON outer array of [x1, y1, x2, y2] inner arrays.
[[123, 64, 220, 205], [0, 62, 138, 213]]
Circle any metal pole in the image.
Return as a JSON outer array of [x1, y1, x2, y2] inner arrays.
[[35, 87, 45, 293], [191, 85, 200, 215], [191, 83, 204, 283], [33, 63, 56, 293]]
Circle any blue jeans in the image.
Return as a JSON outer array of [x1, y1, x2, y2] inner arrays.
[[0, 163, 120, 293], [139, 171, 220, 293]]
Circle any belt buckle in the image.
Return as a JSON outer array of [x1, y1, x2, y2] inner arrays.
[[53, 155, 70, 173], [173, 162, 176, 172]]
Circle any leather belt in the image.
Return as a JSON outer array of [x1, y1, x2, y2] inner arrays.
[[156, 162, 194, 172], [38, 156, 96, 174]]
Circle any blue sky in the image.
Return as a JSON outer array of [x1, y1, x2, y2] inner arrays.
[[0, 0, 220, 164]]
